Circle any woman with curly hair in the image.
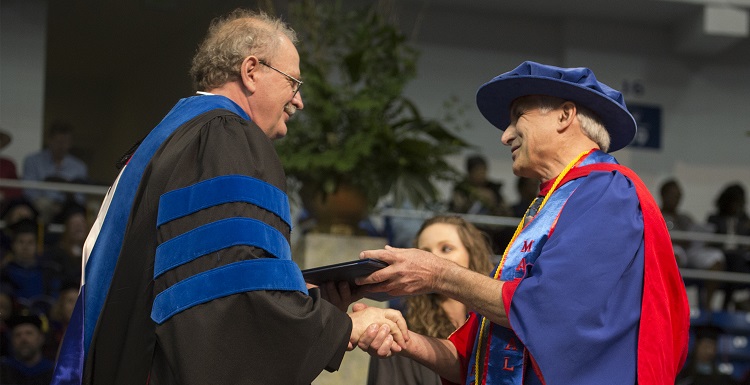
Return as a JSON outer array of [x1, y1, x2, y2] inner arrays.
[[368, 215, 495, 385]]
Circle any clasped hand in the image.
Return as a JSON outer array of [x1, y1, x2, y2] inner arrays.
[[348, 303, 409, 357], [317, 280, 410, 358]]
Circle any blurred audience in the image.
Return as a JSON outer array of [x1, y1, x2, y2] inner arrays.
[[707, 183, 750, 310], [45, 281, 79, 359], [22, 121, 89, 221], [0, 218, 61, 302], [0, 128, 23, 203], [0, 197, 41, 259], [660, 179, 725, 309], [0, 289, 17, 358], [44, 202, 88, 285], [448, 154, 511, 254], [660, 178, 697, 265], [510, 176, 540, 218], [448, 154, 510, 217], [0, 313, 55, 385]]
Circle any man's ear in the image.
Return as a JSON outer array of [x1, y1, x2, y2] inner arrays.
[[557, 101, 577, 133], [240, 56, 260, 93]]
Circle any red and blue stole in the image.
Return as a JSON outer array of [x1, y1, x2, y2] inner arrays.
[[466, 150, 605, 385]]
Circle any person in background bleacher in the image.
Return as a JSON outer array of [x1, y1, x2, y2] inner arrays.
[[510, 176, 539, 218], [660, 179, 697, 267], [0, 197, 40, 261], [0, 128, 23, 204], [660, 178, 725, 309], [448, 154, 512, 254], [448, 154, 510, 217], [0, 289, 18, 358], [22, 121, 89, 221], [707, 183, 750, 310], [0, 218, 61, 302], [0, 313, 55, 385], [44, 202, 89, 285], [45, 280, 79, 360]]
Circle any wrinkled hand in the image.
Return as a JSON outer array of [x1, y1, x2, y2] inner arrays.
[[355, 246, 453, 298], [348, 303, 408, 357], [355, 307, 409, 358], [317, 281, 364, 312]]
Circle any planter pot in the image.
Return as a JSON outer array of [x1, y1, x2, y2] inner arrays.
[[300, 183, 370, 236]]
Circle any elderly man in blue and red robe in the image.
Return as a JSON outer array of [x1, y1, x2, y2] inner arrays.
[[354, 61, 690, 385]]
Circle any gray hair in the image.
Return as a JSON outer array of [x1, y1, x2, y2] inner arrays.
[[190, 9, 298, 91], [514, 95, 610, 152], [576, 106, 610, 152]]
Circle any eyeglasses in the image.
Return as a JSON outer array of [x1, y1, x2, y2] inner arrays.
[[259, 60, 303, 96]]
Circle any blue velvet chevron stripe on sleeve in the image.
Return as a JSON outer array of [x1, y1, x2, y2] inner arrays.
[[151, 174, 307, 324], [151, 259, 307, 324], [153, 217, 291, 278], [156, 175, 292, 227]]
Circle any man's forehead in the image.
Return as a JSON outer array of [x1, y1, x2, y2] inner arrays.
[[509, 96, 538, 116], [511, 95, 554, 107], [510, 95, 568, 113], [275, 37, 301, 73]]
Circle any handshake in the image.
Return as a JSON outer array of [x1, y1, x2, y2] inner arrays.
[[347, 302, 409, 358], [315, 280, 411, 358]]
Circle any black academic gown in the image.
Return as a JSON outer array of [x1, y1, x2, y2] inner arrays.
[[83, 106, 351, 385]]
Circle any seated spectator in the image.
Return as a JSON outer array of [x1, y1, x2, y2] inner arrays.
[[0, 314, 55, 385], [660, 179, 725, 309], [707, 183, 750, 310], [660, 178, 697, 264], [448, 154, 511, 254], [676, 325, 738, 385], [0, 288, 19, 357], [511, 176, 540, 218], [0, 128, 23, 203], [45, 280, 78, 359], [0, 197, 40, 260], [0, 219, 61, 302], [22, 121, 89, 220], [44, 202, 88, 285], [449, 154, 510, 216], [0, 197, 39, 227]]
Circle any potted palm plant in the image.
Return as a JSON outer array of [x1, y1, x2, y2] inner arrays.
[[276, 0, 470, 234]]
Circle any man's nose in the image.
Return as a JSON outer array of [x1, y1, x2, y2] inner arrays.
[[501, 126, 514, 146], [292, 90, 304, 110]]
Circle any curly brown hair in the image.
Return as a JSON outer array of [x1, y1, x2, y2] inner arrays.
[[190, 9, 297, 91], [404, 215, 495, 338]]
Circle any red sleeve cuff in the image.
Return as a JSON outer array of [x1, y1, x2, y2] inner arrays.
[[444, 312, 481, 384], [502, 278, 521, 327]]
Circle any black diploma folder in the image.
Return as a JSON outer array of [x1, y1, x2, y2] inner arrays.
[[302, 258, 394, 301]]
